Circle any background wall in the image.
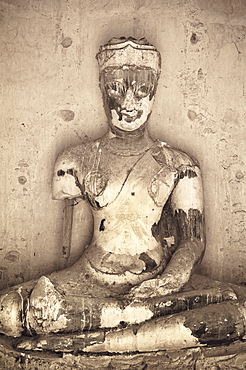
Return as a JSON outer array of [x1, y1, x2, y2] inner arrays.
[[0, 0, 246, 290]]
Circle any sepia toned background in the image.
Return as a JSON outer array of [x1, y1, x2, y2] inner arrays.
[[0, 0, 246, 290]]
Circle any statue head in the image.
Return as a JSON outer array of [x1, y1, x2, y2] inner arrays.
[[96, 37, 161, 135]]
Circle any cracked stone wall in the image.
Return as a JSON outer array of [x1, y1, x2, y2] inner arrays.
[[0, 0, 246, 290]]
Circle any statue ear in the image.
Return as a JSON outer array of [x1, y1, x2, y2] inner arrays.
[[99, 75, 108, 98], [99, 77, 104, 91]]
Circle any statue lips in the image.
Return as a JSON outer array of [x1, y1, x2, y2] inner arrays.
[[120, 110, 143, 123]]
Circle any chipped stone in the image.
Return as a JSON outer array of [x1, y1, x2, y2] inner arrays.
[[18, 176, 27, 185], [188, 109, 198, 120], [61, 37, 72, 48], [235, 171, 244, 180], [28, 276, 67, 334], [0, 291, 23, 337], [57, 110, 75, 122], [4, 251, 20, 263]]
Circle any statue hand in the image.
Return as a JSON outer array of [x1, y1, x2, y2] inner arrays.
[[127, 276, 178, 299]]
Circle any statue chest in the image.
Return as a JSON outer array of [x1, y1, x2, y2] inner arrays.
[[82, 149, 177, 276], [82, 148, 177, 211]]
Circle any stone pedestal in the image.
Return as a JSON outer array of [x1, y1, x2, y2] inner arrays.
[[1, 339, 246, 370]]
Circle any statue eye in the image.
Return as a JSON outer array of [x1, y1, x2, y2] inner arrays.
[[106, 81, 125, 98], [135, 82, 153, 98]]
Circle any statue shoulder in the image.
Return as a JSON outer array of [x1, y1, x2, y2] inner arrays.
[[151, 140, 199, 170], [54, 140, 101, 171], [53, 140, 100, 200], [55, 143, 87, 168]]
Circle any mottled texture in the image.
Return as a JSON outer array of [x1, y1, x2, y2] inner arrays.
[[0, 0, 246, 364], [1, 0, 246, 290], [3, 338, 246, 369]]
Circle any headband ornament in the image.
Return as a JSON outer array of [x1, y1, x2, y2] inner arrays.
[[96, 37, 161, 75]]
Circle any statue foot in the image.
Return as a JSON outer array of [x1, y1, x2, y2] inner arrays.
[[0, 290, 23, 337], [27, 276, 67, 335]]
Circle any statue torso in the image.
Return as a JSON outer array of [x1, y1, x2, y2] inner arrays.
[[53, 132, 194, 290]]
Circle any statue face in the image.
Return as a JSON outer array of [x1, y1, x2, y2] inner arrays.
[[101, 67, 158, 132]]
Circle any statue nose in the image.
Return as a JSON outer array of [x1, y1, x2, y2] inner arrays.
[[121, 89, 136, 111]]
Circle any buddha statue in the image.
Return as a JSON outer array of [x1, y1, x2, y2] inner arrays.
[[0, 37, 245, 353]]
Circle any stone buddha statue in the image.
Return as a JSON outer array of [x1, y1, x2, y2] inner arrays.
[[0, 37, 245, 353], [52, 37, 204, 296]]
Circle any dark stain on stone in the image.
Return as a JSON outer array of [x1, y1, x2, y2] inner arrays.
[[190, 33, 198, 44], [58, 110, 75, 122], [158, 199, 179, 254], [152, 288, 236, 318], [139, 252, 157, 272], [174, 208, 203, 242], [4, 251, 20, 263], [61, 37, 72, 48], [198, 68, 203, 78], [132, 326, 138, 335], [99, 219, 106, 231], [119, 321, 128, 329], [150, 199, 179, 268], [188, 110, 197, 121], [86, 193, 102, 210], [151, 222, 160, 242], [57, 170, 65, 176], [67, 168, 74, 176], [178, 169, 197, 180], [18, 176, 27, 185], [184, 302, 245, 345]]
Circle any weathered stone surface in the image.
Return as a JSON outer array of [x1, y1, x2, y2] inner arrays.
[[0, 37, 207, 346], [0, 0, 245, 298], [3, 339, 246, 370], [1, 0, 246, 364], [0, 291, 23, 338]]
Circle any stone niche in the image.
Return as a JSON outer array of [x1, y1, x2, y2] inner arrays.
[[1, 0, 246, 369]]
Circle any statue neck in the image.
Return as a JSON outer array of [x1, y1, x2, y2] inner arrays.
[[105, 125, 154, 156], [109, 122, 146, 139]]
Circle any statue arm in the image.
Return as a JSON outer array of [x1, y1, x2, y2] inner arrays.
[[128, 165, 205, 298], [52, 147, 85, 200], [52, 146, 93, 259], [158, 165, 205, 289]]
